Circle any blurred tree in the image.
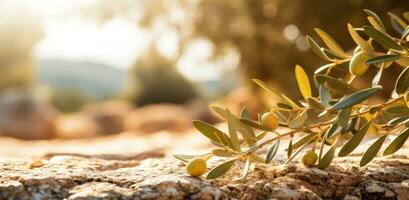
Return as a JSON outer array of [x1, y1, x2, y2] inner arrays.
[[50, 87, 92, 113], [125, 48, 198, 106], [0, 1, 43, 90], [83, 0, 409, 101]]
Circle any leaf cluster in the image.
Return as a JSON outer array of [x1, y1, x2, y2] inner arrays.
[[175, 10, 409, 179]]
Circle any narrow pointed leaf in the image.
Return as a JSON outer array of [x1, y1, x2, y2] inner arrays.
[[314, 28, 349, 58], [173, 153, 212, 162], [207, 159, 237, 179], [363, 26, 403, 51], [364, 9, 385, 29], [365, 54, 402, 65], [315, 74, 357, 94], [383, 128, 409, 156], [360, 135, 386, 166], [240, 159, 251, 180], [240, 107, 252, 120], [292, 132, 318, 149], [306, 36, 331, 61], [338, 121, 372, 157], [317, 144, 336, 169], [295, 65, 312, 98], [348, 23, 374, 55], [337, 108, 352, 129], [395, 67, 409, 94], [287, 137, 293, 159], [265, 139, 280, 163], [227, 110, 241, 151], [319, 85, 331, 106], [193, 120, 231, 147], [372, 65, 383, 87], [330, 86, 382, 110]]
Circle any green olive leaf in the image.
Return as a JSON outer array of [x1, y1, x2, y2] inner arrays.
[[315, 74, 357, 95], [314, 28, 349, 58], [401, 26, 409, 39], [193, 120, 232, 148], [347, 23, 374, 55], [240, 119, 272, 131], [338, 121, 372, 157], [383, 128, 409, 156], [363, 26, 403, 51], [292, 132, 318, 149], [306, 36, 332, 61], [240, 107, 252, 120], [337, 108, 352, 129], [395, 67, 409, 95], [364, 9, 385, 29], [211, 149, 234, 157], [365, 54, 402, 65], [372, 65, 384, 87], [317, 144, 336, 169], [287, 137, 293, 159], [240, 158, 251, 180], [330, 86, 382, 110], [360, 134, 387, 167], [289, 110, 308, 129], [265, 139, 280, 163], [295, 65, 312, 99], [226, 109, 241, 151], [173, 153, 212, 162], [319, 85, 331, 106], [388, 12, 408, 30], [207, 159, 237, 179]]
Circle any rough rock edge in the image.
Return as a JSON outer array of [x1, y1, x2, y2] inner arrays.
[[0, 154, 408, 200]]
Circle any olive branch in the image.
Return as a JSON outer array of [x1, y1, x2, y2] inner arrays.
[[175, 9, 409, 180]]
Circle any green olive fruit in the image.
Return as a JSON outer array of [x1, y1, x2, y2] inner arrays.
[[261, 112, 279, 131], [349, 52, 370, 76], [302, 150, 318, 167], [186, 158, 207, 176]]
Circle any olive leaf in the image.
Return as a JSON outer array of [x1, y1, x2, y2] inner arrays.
[[240, 107, 252, 120], [372, 65, 383, 87], [364, 9, 385, 30], [265, 139, 280, 163], [338, 121, 372, 157], [365, 54, 402, 65], [207, 159, 237, 179], [292, 132, 318, 149], [337, 108, 352, 129], [315, 74, 357, 95], [330, 86, 382, 110], [325, 123, 342, 140], [388, 12, 408, 30], [360, 134, 387, 166], [306, 36, 331, 61], [193, 120, 232, 148], [173, 153, 212, 162], [289, 110, 308, 129], [240, 159, 251, 180], [395, 67, 409, 95], [319, 85, 331, 106], [240, 119, 272, 131], [383, 128, 409, 156], [363, 26, 403, 51], [295, 65, 312, 99], [317, 144, 336, 169], [347, 23, 374, 55], [314, 28, 349, 58], [287, 137, 293, 159], [212, 149, 234, 157], [226, 110, 241, 151]]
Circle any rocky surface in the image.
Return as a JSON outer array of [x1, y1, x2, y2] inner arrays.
[[0, 152, 408, 200]]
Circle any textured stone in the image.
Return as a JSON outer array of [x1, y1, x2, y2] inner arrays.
[[0, 153, 408, 200]]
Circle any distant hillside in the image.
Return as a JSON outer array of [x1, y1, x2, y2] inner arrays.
[[37, 59, 126, 99]]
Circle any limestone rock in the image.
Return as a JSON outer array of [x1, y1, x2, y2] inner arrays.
[[0, 154, 408, 199]]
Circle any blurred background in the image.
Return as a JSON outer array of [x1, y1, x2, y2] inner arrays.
[[0, 0, 407, 156]]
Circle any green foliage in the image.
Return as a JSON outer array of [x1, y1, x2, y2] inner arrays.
[[176, 10, 409, 179]]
